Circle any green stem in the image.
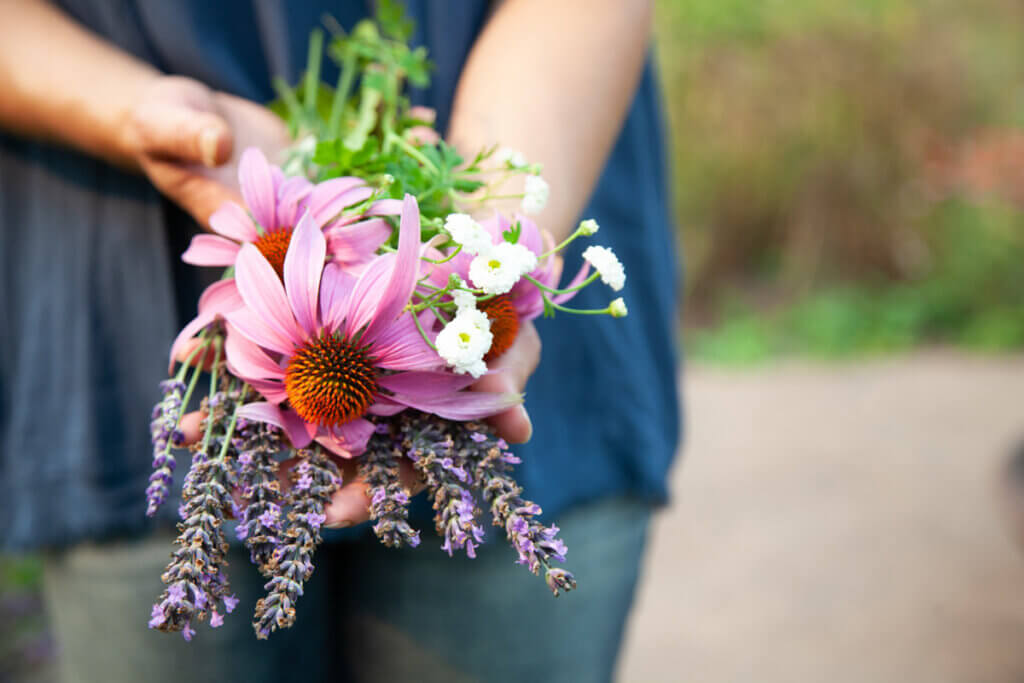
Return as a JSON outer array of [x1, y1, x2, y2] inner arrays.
[[199, 337, 223, 453], [539, 228, 587, 259], [542, 294, 614, 316], [524, 271, 599, 296], [422, 244, 462, 265], [386, 132, 438, 172], [216, 386, 244, 462], [411, 310, 437, 350], [304, 29, 324, 112], [327, 49, 357, 139]]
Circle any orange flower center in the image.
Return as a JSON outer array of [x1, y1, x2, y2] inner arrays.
[[284, 333, 379, 427], [253, 227, 294, 278], [478, 295, 520, 362]]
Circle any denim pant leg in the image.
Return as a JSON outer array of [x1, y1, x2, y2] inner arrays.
[[41, 531, 332, 683], [332, 496, 653, 683]]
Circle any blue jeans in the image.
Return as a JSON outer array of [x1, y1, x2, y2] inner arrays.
[[42, 497, 651, 683]]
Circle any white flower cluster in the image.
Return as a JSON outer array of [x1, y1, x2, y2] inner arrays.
[[443, 213, 539, 296], [496, 147, 527, 169], [522, 175, 549, 214], [469, 242, 537, 295], [435, 294, 493, 378], [444, 214, 493, 255], [582, 245, 625, 292]]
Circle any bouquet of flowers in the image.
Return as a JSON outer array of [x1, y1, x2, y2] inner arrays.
[[146, 5, 627, 641]]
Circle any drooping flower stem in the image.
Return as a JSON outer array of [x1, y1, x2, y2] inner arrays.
[[146, 334, 212, 516], [360, 427, 420, 549], [253, 446, 340, 639], [236, 423, 285, 574]]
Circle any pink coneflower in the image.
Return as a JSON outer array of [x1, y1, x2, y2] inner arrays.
[[182, 148, 400, 276], [167, 278, 242, 374], [224, 196, 520, 456], [433, 213, 588, 361]]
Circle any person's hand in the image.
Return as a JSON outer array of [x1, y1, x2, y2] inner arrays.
[[123, 75, 291, 226]]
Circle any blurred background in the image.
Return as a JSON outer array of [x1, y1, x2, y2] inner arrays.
[[619, 0, 1024, 681], [6, 0, 1024, 680]]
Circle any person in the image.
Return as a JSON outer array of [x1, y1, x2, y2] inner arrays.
[[0, 1, 679, 681]]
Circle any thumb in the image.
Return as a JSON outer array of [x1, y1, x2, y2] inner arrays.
[[131, 101, 233, 168]]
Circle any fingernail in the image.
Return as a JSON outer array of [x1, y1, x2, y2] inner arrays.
[[325, 520, 353, 529], [199, 127, 220, 167], [519, 406, 533, 442]]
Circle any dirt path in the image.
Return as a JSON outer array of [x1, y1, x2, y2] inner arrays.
[[618, 352, 1024, 682]]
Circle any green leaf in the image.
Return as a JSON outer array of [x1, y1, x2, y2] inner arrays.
[[503, 220, 522, 244]]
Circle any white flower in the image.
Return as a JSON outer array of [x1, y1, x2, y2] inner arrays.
[[582, 245, 626, 291], [436, 309, 493, 378], [578, 219, 600, 236], [609, 297, 628, 318], [496, 147, 527, 168], [521, 175, 549, 214], [468, 242, 538, 295], [451, 289, 477, 312], [444, 213, 493, 255]]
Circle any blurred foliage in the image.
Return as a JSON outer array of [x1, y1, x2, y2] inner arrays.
[[655, 0, 1024, 361]]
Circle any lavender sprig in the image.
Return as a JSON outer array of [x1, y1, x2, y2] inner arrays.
[[360, 426, 420, 548], [235, 423, 286, 574], [146, 340, 210, 516], [150, 389, 237, 639], [145, 379, 185, 516], [463, 425, 577, 596], [405, 425, 484, 558], [253, 447, 340, 639]]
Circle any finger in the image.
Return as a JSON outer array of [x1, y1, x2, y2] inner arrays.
[[139, 156, 243, 226], [179, 410, 206, 446], [173, 337, 221, 371], [321, 456, 425, 529], [472, 321, 541, 444], [131, 100, 233, 168]]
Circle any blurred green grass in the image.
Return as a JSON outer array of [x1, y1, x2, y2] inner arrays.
[[655, 0, 1024, 362]]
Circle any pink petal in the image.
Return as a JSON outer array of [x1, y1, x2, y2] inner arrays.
[[368, 398, 406, 416], [226, 306, 295, 357], [307, 177, 368, 226], [238, 148, 278, 230], [209, 201, 259, 242], [365, 198, 403, 216], [167, 311, 215, 375], [378, 371, 475, 398], [314, 418, 375, 457], [513, 214, 544, 256], [235, 243, 301, 346], [387, 390, 522, 421], [224, 325, 284, 380], [238, 402, 313, 448], [198, 278, 244, 316], [276, 176, 314, 229], [370, 312, 442, 371], [360, 195, 421, 343], [319, 262, 357, 333], [244, 378, 289, 404], [324, 218, 391, 266], [181, 235, 241, 266], [343, 254, 395, 337], [283, 212, 325, 337]]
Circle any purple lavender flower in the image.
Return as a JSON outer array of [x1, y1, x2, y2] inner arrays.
[[235, 423, 286, 574], [253, 447, 340, 639], [146, 380, 185, 516], [359, 425, 421, 549]]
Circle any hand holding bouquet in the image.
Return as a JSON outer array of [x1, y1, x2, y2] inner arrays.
[[145, 6, 628, 641]]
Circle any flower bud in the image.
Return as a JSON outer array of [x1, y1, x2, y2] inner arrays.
[[578, 219, 600, 236], [609, 298, 628, 318]]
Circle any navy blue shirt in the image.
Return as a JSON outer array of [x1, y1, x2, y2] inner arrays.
[[0, 0, 679, 550]]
